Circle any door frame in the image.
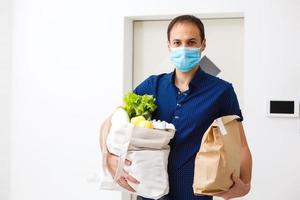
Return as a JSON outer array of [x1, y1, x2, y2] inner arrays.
[[122, 12, 244, 200]]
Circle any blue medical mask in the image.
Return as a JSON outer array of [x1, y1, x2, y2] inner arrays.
[[170, 47, 201, 72]]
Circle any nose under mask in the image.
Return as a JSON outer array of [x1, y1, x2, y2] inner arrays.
[[169, 47, 201, 72]]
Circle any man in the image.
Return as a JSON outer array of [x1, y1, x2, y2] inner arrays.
[[100, 15, 252, 200]]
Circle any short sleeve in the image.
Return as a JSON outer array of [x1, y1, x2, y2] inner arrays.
[[220, 84, 244, 122], [132, 75, 156, 96]]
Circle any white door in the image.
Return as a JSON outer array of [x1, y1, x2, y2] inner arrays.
[[128, 16, 246, 200]]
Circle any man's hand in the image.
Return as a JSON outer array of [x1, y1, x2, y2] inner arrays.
[[216, 174, 251, 200], [106, 152, 140, 192]]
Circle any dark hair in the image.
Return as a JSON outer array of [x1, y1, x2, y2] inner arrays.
[[167, 15, 205, 42]]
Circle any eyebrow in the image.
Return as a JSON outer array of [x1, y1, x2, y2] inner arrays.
[[172, 38, 198, 41]]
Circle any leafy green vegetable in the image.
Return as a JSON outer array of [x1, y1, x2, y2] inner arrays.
[[123, 92, 157, 120]]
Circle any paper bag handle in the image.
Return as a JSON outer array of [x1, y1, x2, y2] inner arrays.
[[216, 118, 227, 135]]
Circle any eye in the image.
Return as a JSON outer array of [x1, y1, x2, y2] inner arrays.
[[188, 40, 196, 46], [173, 41, 181, 47]]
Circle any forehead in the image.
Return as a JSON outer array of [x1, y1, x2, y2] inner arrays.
[[169, 22, 201, 40]]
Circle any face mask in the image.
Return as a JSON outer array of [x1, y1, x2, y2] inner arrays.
[[170, 47, 201, 72]]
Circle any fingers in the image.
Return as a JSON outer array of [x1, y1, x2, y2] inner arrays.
[[107, 154, 132, 168], [216, 175, 250, 200], [117, 177, 136, 192], [231, 174, 244, 186], [230, 173, 240, 188], [220, 191, 231, 200], [116, 170, 140, 192], [232, 174, 239, 182], [106, 153, 138, 192], [122, 170, 140, 184], [214, 192, 225, 197], [125, 159, 132, 166]]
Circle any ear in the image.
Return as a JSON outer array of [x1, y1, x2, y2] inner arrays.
[[167, 40, 171, 52], [200, 38, 206, 52]]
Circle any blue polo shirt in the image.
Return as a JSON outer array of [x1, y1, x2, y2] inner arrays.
[[133, 67, 243, 200]]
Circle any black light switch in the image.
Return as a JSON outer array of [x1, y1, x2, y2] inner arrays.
[[270, 101, 295, 114]]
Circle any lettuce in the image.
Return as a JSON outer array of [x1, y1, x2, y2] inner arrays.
[[123, 92, 157, 120]]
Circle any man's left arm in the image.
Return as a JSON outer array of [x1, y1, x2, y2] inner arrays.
[[239, 122, 252, 185]]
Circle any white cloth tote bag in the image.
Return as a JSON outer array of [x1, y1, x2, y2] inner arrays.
[[100, 112, 175, 199]]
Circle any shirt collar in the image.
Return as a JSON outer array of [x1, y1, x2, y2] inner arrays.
[[167, 66, 205, 89]]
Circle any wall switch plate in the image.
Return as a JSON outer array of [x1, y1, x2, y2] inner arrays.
[[267, 99, 299, 118]]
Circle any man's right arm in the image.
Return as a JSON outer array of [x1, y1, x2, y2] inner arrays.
[[99, 111, 140, 192], [99, 115, 112, 154]]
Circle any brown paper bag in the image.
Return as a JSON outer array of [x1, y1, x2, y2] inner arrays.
[[193, 115, 242, 196]]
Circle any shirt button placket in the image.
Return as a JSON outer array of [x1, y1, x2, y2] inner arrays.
[[175, 101, 182, 120], [174, 89, 185, 121]]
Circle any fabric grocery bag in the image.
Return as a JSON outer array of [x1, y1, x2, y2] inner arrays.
[[100, 109, 175, 199], [193, 115, 242, 196]]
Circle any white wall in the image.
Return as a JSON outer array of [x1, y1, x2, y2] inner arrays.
[[0, 0, 11, 199], [244, 1, 300, 199], [8, 0, 300, 200]]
